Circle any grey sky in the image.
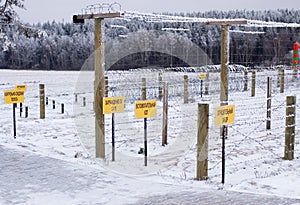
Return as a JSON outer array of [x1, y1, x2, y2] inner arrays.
[[17, 0, 300, 23]]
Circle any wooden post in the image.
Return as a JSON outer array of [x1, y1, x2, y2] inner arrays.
[[266, 77, 271, 130], [83, 97, 86, 107], [39, 84, 45, 119], [158, 73, 163, 100], [284, 96, 296, 160], [244, 70, 248, 91], [205, 72, 209, 95], [220, 25, 229, 138], [162, 82, 168, 146], [277, 68, 281, 88], [105, 76, 109, 97], [94, 18, 105, 159], [142, 78, 146, 100], [280, 69, 284, 93], [196, 103, 209, 180], [251, 71, 256, 97], [184, 75, 188, 104]]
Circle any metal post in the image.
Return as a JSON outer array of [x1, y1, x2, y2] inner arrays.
[[221, 125, 226, 184], [61, 104, 64, 114], [112, 113, 115, 161], [25, 106, 28, 118], [20, 103, 23, 117], [144, 118, 147, 166], [52, 100, 55, 109], [13, 103, 17, 139]]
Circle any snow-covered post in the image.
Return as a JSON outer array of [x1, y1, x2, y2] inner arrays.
[[251, 71, 256, 97], [204, 72, 209, 95], [244, 70, 248, 91], [280, 69, 284, 93], [162, 82, 168, 146], [184, 75, 188, 104], [158, 73, 163, 100], [39, 84, 45, 119], [284, 96, 296, 160], [196, 103, 209, 180], [266, 77, 271, 130]]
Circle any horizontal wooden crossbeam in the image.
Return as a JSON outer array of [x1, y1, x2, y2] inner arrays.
[[205, 20, 248, 26]]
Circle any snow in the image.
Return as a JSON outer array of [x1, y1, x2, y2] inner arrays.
[[1, 68, 300, 204]]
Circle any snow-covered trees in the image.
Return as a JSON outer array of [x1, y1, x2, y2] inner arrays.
[[0, 9, 300, 70]]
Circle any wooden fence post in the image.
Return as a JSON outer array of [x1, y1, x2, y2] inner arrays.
[[244, 70, 248, 91], [158, 73, 163, 100], [184, 75, 188, 104], [205, 72, 209, 95], [284, 96, 296, 160], [266, 77, 271, 130], [162, 82, 168, 146], [196, 103, 209, 180], [280, 69, 284, 93], [83, 97, 86, 107], [251, 71, 256, 97], [142, 78, 146, 100], [39, 84, 45, 119]]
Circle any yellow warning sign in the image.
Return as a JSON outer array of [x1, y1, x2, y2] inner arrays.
[[216, 105, 235, 126], [135, 100, 157, 119], [199, 73, 207, 80], [4, 90, 24, 104], [16, 85, 27, 92], [103, 96, 125, 114]]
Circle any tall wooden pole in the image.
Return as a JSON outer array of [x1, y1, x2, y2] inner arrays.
[[73, 12, 120, 160], [95, 18, 105, 159], [220, 25, 228, 138]]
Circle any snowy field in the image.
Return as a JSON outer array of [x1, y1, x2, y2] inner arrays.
[[1, 68, 300, 203]]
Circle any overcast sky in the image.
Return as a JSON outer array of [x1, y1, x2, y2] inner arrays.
[[17, 0, 300, 23]]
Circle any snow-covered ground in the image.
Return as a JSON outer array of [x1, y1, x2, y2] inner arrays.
[[1, 68, 300, 204]]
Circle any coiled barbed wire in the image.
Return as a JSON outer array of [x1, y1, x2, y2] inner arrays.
[[81, 2, 121, 14]]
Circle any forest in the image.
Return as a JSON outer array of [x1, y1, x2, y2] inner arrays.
[[0, 9, 300, 70]]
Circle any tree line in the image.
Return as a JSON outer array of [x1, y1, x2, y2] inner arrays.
[[0, 9, 300, 70]]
